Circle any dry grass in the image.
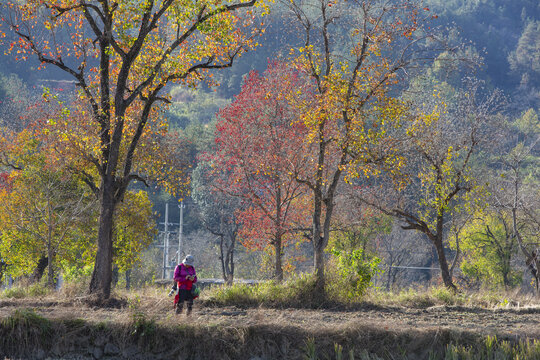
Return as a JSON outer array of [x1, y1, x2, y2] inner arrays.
[[364, 286, 540, 310], [1, 283, 539, 359], [0, 302, 538, 359]]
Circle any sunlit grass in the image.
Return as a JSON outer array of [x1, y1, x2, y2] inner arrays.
[[0, 283, 51, 299], [303, 336, 540, 360], [364, 286, 539, 309]]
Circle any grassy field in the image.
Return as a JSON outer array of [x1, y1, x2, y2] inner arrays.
[[0, 280, 539, 359]]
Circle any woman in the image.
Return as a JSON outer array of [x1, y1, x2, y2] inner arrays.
[[173, 254, 197, 315]]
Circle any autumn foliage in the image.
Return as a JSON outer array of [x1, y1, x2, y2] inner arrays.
[[1, 0, 265, 298], [207, 61, 312, 280]]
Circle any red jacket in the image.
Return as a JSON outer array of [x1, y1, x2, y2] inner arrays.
[[173, 264, 197, 290]]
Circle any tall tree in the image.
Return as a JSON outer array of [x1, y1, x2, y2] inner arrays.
[[284, 0, 441, 292], [1, 0, 263, 299], [209, 62, 310, 281], [356, 81, 503, 290], [490, 109, 540, 294]]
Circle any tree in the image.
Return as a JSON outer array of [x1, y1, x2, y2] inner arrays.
[[1, 96, 160, 290], [489, 108, 540, 294], [0, 128, 95, 288], [283, 0, 441, 292], [209, 62, 311, 281], [112, 190, 157, 289], [459, 210, 521, 289], [1, 0, 264, 299], [0, 172, 11, 285], [192, 160, 242, 284], [508, 21, 540, 84], [356, 81, 503, 290], [508, 21, 540, 110], [0, 72, 35, 132]]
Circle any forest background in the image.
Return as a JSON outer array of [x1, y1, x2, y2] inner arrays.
[[0, 0, 539, 298]]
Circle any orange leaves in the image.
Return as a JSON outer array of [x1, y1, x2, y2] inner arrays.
[[210, 61, 311, 252], [283, 0, 425, 200]]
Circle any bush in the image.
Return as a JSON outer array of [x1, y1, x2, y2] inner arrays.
[[394, 288, 435, 308], [204, 273, 320, 308], [59, 261, 93, 297], [207, 283, 258, 307], [328, 248, 381, 300], [430, 286, 465, 305], [205, 253, 385, 309], [256, 273, 319, 307]]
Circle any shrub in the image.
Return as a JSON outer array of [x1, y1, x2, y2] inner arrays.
[[207, 283, 257, 307], [329, 248, 381, 300], [257, 273, 318, 307], [395, 288, 435, 308], [59, 262, 93, 297], [430, 286, 465, 305], [204, 273, 320, 308]]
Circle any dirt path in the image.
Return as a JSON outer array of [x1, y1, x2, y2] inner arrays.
[[197, 305, 540, 340], [1, 297, 539, 340]]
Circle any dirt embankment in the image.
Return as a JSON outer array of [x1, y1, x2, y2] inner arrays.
[[0, 297, 539, 359]]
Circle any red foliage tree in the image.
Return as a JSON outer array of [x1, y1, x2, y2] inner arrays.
[[210, 61, 312, 280]]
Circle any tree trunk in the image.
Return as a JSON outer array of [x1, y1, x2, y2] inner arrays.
[[31, 256, 49, 284], [219, 230, 236, 285], [0, 260, 6, 285], [112, 266, 119, 288], [125, 269, 131, 290], [432, 238, 455, 290], [219, 234, 228, 284], [274, 234, 283, 281], [227, 237, 235, 285], [512, 203, 539, 295], [47, 243, 55, 289], [313, 236, 325, 294], [274, 188, 283, 282], [386, 254, 396, 290], [449, 232, 461, 279], [89, 180, 117, 299], [47, 202, 55, 289], [312, 190, 325, 295], [224, 235, 235, 285], [526, 253, 539, 295], [501, 250, 512, 289], [431, 216, 456, 290]]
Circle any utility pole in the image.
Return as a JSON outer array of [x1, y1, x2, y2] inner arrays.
[[177, 201, 185, 265], [162, 203, 170, 279]]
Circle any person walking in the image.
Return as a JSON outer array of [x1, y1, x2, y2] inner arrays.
[[173, 254, 197, 315]]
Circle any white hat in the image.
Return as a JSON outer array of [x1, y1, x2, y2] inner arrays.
[[183, 255, 194, 266]]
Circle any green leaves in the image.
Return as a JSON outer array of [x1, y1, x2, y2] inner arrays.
[[331, 247, 381, 299]]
